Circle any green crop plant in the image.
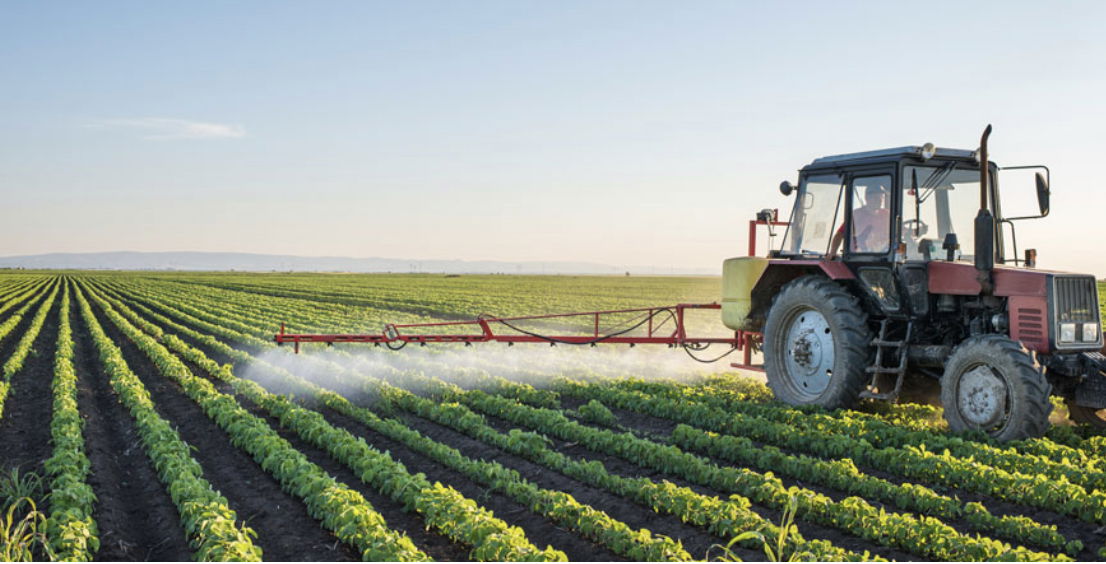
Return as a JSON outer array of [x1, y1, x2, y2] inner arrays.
[[576, 399, 617, 426]]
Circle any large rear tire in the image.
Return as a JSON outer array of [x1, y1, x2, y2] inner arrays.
[[763, 276, 872, 410], [940, 335, 1052, 441]]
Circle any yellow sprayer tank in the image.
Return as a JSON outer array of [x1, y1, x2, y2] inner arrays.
[[721, 256, 769, 331]]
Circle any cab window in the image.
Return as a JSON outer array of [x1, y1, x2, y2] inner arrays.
[[781, 173, 844, 255]]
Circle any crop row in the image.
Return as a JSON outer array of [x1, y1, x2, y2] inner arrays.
[[607, 376, 1106, 487], [0, 277, 45, 308], [372, 383, 864, 561], [73, 283, 263, 561], [96, 287, 569, 562], [0, 279, 60, 418], [670, 424, 1073, 553], [79, 282, 432, 561], [44, 280, 99, 560], [457, 388, 1062, 561], [628, 388, 1072, 553], [559, 379, 1106, 526], [0, 278, 55, 352], [0, 277, 52, 320]]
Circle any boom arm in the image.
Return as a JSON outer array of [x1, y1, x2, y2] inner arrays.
[[275, 303, 753, 358]]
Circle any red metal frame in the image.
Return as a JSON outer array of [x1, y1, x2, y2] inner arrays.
[[276, 303, 751, 353], [748, 216, 789, 256], [273, 214, 783, 371]]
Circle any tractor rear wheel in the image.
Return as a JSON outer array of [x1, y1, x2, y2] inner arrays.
[[763, 276, 872, 410], [1066, 401, 1106, 428], [940, 335, 1052, 441]]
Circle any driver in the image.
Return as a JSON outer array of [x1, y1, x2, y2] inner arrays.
[[829, 183, 890, 257]]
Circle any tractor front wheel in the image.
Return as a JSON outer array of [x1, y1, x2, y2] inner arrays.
[[763, 276, 872, 410], [940, 335, 1052, 441]]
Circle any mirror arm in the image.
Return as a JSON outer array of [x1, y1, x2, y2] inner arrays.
[[1001, 164, 1051, 178], [999, 164, 1051, 219], [1002, 213, 1048, 222], [1000, 218, 1020, 265]]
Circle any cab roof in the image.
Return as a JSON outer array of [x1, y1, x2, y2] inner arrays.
[[803, 146, 979, 171]]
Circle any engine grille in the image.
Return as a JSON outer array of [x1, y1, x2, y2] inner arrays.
[[1054, 276, 1099, 323], [1052, 275, 1102, 350], [1012, 305, 1046, 349]]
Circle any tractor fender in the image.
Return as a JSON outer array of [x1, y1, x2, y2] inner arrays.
[[744, 260, 854, 331]]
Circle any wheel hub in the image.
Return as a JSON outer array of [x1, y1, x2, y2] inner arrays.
[[958, 365, 1008, 427], [783, 309, 834, 398]]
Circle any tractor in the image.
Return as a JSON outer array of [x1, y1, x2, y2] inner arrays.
[[723, 125, 1105, 440], [276, 125, 1105, 442]]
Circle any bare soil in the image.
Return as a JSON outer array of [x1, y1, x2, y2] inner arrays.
[[0, 297, 61, 475]]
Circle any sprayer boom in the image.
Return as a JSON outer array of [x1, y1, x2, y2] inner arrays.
[[275, 303, 757, 362]]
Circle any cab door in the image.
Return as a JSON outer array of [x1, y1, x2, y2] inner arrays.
[[843, 169, 905, 314]]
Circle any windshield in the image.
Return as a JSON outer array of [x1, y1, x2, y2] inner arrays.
[[902, 164, 981, 261], [781, 173, 844, 255]]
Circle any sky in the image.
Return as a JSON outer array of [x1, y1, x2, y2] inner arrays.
[[2, 1, 1105, 274]]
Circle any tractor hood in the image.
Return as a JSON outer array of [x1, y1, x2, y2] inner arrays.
[[929, 261, 1060, 297], [930, 261, 1102, 353]]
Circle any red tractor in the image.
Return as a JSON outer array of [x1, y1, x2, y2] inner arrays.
[[724, 125, 1103, 440], [277, 125, 1104, 442]]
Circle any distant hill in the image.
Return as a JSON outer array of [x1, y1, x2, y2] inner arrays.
[[0, 251, 716, 275]]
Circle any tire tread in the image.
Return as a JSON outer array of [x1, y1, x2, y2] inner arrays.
[[941, 334, 1052, 441], [763, 275, 872, 409]]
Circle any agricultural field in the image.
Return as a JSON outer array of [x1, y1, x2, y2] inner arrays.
[[2, 271, 1106, 561]]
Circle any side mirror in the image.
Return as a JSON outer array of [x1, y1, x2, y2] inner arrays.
[[1035, 172, 1050, 216], [779, 180, 795, 196]]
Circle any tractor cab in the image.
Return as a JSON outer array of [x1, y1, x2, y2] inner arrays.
[[766, 145, 1053, 321], [776, 145, 1047, 272], [773, 147, 1000, 321]]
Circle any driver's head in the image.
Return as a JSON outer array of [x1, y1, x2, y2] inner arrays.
[[864, 183, 888, 209]]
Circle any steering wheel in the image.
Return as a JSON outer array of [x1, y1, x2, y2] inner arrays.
[[902, 218, 930, 238], [901, 219, 931, 258]]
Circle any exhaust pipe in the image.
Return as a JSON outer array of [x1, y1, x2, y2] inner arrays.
[[974, 124, 994, 293]]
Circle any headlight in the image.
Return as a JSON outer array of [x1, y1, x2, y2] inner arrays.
[[1060, 323, 1076, 343], [1082, 322, 1100, 343]]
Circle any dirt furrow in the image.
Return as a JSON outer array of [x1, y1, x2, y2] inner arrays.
[[0, 296, 61, 474], [71, 303, 193, 561]]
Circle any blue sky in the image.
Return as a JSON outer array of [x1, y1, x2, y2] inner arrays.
[[2, 1, 1105, 273]]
